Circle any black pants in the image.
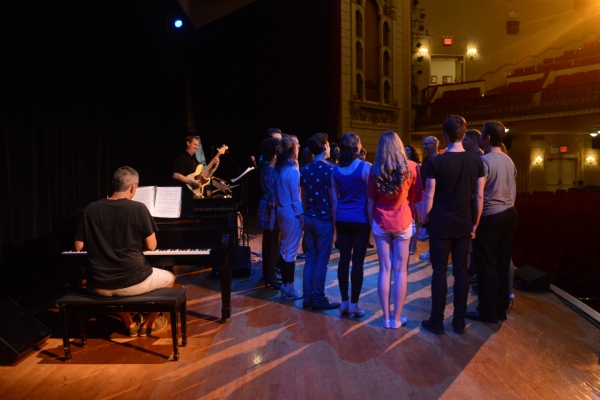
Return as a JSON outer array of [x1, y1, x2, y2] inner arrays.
[[262, 227, 280, 282], [336, 221, 370, 303], [429, 233, 471, 322], [473, 207, 517, 318]]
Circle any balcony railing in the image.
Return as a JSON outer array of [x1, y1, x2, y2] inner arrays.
[[413, 81, 600, 129]]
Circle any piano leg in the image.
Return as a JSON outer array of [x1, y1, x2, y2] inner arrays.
[[219, 255, 232, 322]]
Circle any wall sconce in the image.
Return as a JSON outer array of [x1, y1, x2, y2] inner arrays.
[[586, 156, 596, 165], [467, 48, 478, 60], [534, 156, 543, 165]]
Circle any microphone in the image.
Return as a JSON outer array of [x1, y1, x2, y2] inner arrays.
[[250, 155, 257, 168]]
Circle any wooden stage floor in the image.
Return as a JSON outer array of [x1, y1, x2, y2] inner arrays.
[[1, 234, 599, 399]]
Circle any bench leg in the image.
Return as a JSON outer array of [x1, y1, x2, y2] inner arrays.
[[78, 313, 87, 347], [181, 300, 187, 347], [169, 308, 179, 361], [58, 307, 71, 361]]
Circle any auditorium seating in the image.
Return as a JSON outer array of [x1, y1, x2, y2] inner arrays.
[[513, 189, 600, 310], [507, 40, 600, 76]]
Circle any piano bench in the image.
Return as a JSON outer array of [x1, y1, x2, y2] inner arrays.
[[55, 287, 187, 362]]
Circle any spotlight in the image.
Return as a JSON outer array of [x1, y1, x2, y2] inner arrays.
[[419, 25, 425, 31], [591, 132, 599, 137], [416, 42, 422, 48], [417, 70, 423, 75], [411, 0, 419, 6], [417, 56, 423, 62], [420, 13, 426, 19], [174, 19, 183, 28]]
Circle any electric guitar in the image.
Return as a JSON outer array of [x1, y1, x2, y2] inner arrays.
[[186, 145, 228, 197]]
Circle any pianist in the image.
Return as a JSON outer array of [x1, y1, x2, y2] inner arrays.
[[74, 166, 175, 336]]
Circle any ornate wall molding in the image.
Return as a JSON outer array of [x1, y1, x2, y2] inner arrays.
[[350, 101, 400, 125]]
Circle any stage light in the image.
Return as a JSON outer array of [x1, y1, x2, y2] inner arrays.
[[174, 20, 183, 28]]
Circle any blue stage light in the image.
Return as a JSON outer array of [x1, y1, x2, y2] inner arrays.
[[174, 20, 183, 28]]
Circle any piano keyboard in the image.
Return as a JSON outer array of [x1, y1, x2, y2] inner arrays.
[[62, 249, 210, 256]]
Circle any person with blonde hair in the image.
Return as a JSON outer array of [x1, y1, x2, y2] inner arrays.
[[275, 135, 303, 300], [368, 131, 423, 328]]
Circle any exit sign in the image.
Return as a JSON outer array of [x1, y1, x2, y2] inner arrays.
[[560, 146, 567, 153], [443, 37, 452, 45]]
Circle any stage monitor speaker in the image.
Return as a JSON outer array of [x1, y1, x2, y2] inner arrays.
[[0, 300, 51, 365], [232, 246, 252, 276], [514, 265, 550, 292]]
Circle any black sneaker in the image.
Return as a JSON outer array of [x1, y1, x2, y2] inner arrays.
[[302, 299, 312, 309], [421, 319, 445, 335], [312, 298, 341, 310], [452, 317, 466, 334]]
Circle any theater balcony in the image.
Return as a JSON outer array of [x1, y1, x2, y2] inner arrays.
[[413, 63, 600, 133]]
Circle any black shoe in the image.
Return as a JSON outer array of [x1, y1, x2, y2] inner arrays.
[[465, 311, 498, 323], [421, 319, 445, 335], [367, 241, 375, 249], [497, 310, 508, 320], [468, 274, 477, 284], [312, 298, 340, 310], [297, 253, 306, 259], [471, 284, 478, 294], [264, 277, 280, 290], [302, 300, 312, 309], [452, 318, 466, 334]]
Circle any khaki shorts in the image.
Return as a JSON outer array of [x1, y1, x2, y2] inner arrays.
[[88, 268, 175, 297]]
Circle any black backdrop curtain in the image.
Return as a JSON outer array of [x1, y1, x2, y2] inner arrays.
[[1, 0, 187, 306]]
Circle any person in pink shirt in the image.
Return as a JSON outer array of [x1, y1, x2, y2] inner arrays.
[[368, 131, 423, 329]]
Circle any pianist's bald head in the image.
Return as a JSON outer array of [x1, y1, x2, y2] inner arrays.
[[113, 166, 139, 192]]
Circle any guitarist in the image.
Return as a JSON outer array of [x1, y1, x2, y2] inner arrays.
[[173, 135, 220, 216]]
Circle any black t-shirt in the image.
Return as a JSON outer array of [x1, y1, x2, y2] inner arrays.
[[423, 151, 484, 238], [75, 198, 158, 290], [173, 151, 200, 177]]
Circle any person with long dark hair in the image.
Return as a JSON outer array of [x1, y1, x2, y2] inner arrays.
[[368, 132, 423, 328], [332, 132, 372, 318], [258, 136, 281, 290], [275, 135, 303, 300], [404, 144, 422, 255]]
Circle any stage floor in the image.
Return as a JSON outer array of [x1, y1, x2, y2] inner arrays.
[[1, 232, 599, 399]]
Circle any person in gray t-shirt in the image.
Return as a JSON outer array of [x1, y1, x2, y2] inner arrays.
[[466, 121, 517, 324]]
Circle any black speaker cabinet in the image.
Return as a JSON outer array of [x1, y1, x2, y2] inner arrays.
[[232, 246, 252, 276], [514, 265, 550, 292], [0, 300, 51, 365]]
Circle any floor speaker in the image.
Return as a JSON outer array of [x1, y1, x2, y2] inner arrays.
[[0, 299, 51, 365], [514, 265, 550, 292], [232, 246, 252, 276]]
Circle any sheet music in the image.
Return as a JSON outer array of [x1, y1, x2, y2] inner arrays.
[[231, 166, 255, 183], [154, 187, 182, 218], [132, 186, 156, 214], [132, 186, 181, 218]]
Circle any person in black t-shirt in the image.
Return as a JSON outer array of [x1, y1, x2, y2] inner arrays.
[[419, 116, 485, 335], [75, 167, 175, 336]]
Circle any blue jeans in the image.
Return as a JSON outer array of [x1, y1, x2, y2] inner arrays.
[[303, 216, 334, 303]]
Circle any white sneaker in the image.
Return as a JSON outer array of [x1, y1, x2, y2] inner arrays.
[[382, 319, 391, 329], [348, 303, 365, 318], [390, 316, 408, 329], [419, 250, 430, 259]]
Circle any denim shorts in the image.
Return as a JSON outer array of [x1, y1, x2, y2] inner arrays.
[[372, 220, 414, 240]]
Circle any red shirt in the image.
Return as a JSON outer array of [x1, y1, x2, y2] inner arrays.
[[367, 160, 423, 232]]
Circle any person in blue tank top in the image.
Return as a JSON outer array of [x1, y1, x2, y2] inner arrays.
[[332, 132, 372, 318]]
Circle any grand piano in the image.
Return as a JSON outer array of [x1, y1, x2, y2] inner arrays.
[[60, 197, 240, 322]]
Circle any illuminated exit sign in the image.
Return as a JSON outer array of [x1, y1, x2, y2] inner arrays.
[[560, 146, 567, 153], [443, 37, 453, 45]]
